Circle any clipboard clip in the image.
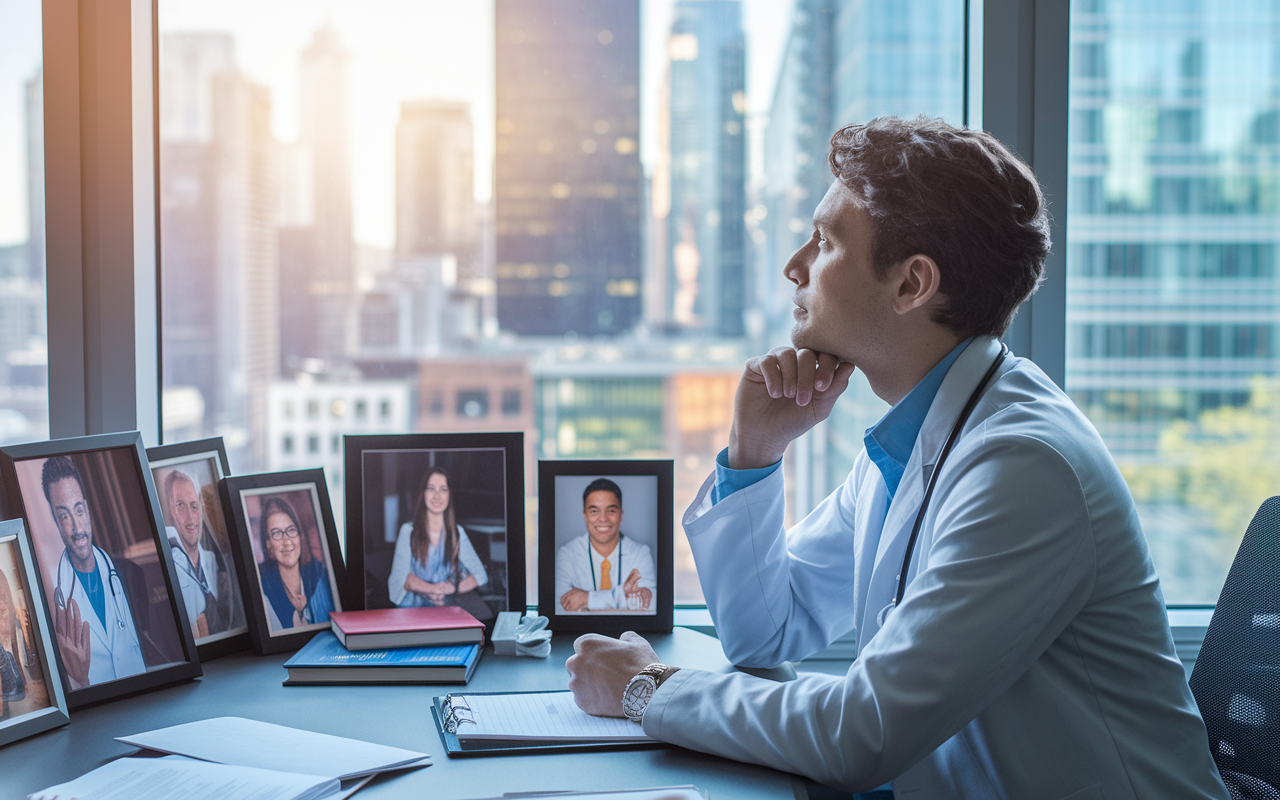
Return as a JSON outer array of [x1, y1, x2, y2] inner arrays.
[[441, 693, 476, 734]]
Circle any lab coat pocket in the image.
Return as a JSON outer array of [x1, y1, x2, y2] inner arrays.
[[1054, 783, 1102, 800]]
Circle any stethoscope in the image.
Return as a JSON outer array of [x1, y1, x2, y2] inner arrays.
[[878, 345, 1010, 627], [170, 535, 213, 596], [55, 544, 128, 631], [588, 534, 623, 591]]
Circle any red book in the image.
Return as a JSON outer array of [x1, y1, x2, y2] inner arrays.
[[329, 606, 485, 650]]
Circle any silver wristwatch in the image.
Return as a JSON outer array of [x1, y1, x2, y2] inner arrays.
[[622, 662, 672, 723]]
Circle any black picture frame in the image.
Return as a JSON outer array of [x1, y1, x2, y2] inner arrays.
[[146, 438, 251, 661], [538, 459, 673, 635], [343, 433, 526, 627], [0, 433, 202, 709], [0, 518, 70, 746], [221, 469, 350, 655]]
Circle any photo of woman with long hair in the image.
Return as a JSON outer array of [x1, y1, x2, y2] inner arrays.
[[0, 546, 48, 723], [387, 467, 491, 619], [256, 495, 335, 632]]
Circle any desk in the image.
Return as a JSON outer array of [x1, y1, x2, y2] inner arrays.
[[0, 628, 808, 799]]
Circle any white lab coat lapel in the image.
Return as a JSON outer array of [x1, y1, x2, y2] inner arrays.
[[858, 337, 1005, 650], [64, 549, 113, 682]]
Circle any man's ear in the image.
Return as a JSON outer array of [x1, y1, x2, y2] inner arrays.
[[891, 254, 943, 316]]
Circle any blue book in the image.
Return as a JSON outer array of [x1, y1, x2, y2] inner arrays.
[[284, 631, 482, 685]]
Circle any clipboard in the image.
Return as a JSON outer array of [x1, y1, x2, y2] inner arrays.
[[431, 691, 669, 758]]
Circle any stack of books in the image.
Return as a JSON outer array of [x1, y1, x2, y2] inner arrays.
[[284, 607, 485, 685]]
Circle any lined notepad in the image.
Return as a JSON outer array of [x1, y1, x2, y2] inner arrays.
[[456, 692, 654, 742]]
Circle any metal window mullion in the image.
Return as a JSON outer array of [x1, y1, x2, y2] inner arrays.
[[976, 0, 1069, 387], [43, 0, 160, 444]]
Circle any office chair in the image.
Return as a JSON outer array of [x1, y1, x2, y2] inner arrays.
[[1188, 496, 1280, 800]]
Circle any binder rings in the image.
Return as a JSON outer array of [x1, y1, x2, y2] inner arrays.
[[431, 691, 667, 758]]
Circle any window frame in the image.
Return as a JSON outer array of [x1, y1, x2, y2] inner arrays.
[[42, 0, 1209, 656]]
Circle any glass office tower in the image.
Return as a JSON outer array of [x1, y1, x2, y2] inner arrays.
[[1066, 0, 1280, 603], [661, 0, 748, 338], [493, 0, 643, 337]]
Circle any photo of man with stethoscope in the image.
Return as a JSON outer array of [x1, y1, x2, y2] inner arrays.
[[37, 456, 146, 689]]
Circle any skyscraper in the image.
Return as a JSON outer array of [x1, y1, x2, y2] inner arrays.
[[661, 0, 747, 337], [493, 0, 642, 337], [396, 100, 476, 275], [160, 33, 278, 466], [1064, 0, 1280, 600], [759, 0, 833, 349], [25, 67, 43, 282], [298, 25, 354, 364]]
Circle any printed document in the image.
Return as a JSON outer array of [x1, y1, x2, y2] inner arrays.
[[116, 716, 431, 779], [27, 756, 338, 800]]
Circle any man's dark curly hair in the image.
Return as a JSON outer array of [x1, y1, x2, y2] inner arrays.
[[827, 116, 1050, 338], [41, 455, 84, 507]]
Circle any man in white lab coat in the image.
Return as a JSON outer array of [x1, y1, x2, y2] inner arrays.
[[566, 118, 1229, 799], [43, 456, 146, 689], [556, 478, 656, 613]]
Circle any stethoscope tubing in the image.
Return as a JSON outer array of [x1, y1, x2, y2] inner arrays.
[[889, 345, 1010, 615], [56, 545, 128, 632]]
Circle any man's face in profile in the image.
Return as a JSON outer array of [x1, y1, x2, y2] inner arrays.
[[785, 180, 894, 366], [168, 475, 203, 553], [49, 476, 94, 571], [583, 489, 623, 551]]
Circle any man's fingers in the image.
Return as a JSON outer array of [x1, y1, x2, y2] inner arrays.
[[814, 352, 841, 392], [620, 630, 645, 644], [795, 348, 818, 406], [754, 354, 784, 398], [829, 361, 856, 392], [775, 349, 799, 399]]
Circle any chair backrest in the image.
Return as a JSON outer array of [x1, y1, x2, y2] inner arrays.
[[1189, 496, 1280, 799]]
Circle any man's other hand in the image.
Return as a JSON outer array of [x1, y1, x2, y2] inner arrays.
[[730, 347, 856, 469], [560, 587, 590, 612], [566, 631, 664, 717]]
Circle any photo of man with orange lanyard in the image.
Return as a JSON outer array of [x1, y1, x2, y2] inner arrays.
[[554, 478, 656, 614]]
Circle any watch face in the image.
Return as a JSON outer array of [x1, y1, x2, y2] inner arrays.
[[622, 674, 658, 720]]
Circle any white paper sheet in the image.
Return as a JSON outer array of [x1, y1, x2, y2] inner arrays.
[[115, 717, 431, 780], [27, 756, 338, 800], [494, 788, 705, 800], [457, 692, 653, 742]]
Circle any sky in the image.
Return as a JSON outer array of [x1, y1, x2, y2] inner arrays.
[[0, 0, 41, 246], [0, 0, 790, 249]]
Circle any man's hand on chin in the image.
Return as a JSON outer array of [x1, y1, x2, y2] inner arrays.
[[566, 631, 665, 717]]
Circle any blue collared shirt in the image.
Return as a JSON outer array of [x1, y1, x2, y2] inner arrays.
[[711, 339, 972, 505], [862, 338, 971, 503]]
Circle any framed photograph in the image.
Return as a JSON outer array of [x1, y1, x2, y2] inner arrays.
[[0, 433, 202, 708], [0, 518, 69, 746], [147, 438, 250, 660], [538, 460, 673, 635], [344, 433, 525, 626], [222, 469, 348, 655]]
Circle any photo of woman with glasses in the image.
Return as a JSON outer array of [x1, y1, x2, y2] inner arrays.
[[252, 494, 335, 633], [386, 467, 492, 620]]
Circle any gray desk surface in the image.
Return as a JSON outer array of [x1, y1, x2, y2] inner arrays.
[[1, 627, 808, 799]]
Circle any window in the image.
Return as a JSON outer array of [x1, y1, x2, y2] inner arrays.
[[157, 0, 811, 605], [501, 388, 522, 416], [0, 0, 47, 447], [1065, 0, 1280, 603], [457, 389, 489, 418]]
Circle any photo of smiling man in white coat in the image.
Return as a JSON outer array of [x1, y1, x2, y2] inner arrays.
[[565, 117, 1230, 799]]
